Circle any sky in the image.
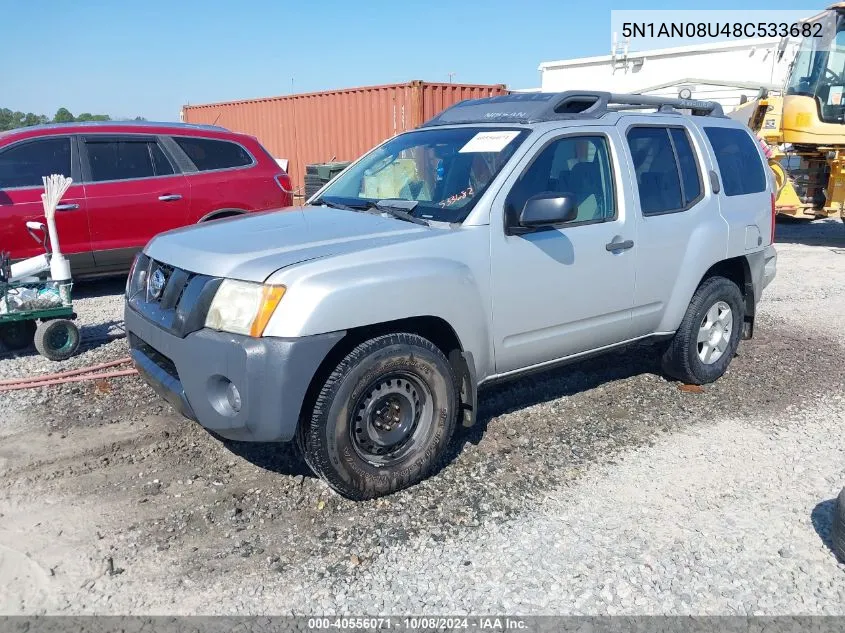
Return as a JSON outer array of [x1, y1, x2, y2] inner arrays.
[[0, 0, 824, 121]]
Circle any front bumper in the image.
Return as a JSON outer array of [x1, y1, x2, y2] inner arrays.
[[125, 305, 343, 442]]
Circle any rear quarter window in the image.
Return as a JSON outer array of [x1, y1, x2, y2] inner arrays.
[[703, 127, 766, 196], [174, 137, 253, 171]]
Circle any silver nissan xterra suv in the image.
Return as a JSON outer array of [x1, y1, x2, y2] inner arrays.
[[125, 91, 777, 499]]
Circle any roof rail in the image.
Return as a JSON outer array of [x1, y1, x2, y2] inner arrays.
[[604, 93, 724, 116], [10, 120, 229, 132], [421, 90, 724, 126]]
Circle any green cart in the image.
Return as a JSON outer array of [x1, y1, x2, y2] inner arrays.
[[0, 279, 80, 361]]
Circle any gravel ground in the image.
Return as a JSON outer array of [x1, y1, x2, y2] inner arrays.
[[0, 218, 843, 615]]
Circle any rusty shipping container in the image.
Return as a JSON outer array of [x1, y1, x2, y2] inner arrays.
[[181, 80, 508, 196]]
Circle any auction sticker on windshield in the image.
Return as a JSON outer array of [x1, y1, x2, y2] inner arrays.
[[459, 131, 521, 153]]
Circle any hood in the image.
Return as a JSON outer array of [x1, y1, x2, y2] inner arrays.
[[144, 206, 433, 281]]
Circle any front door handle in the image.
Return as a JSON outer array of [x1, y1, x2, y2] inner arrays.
[[606, 239, 634, 252], [56, 203, 79, 211], [158, 194, 182, 202]]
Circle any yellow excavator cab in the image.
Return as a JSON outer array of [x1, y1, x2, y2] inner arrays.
[[782, 5, 845, 145]]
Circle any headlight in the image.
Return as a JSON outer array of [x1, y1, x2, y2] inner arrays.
[[205, 280, 286, 337], [126, 253, 149, 299]]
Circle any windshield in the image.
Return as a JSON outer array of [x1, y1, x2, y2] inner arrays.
[[314, 127, 528, 223], [786, 12, 845, 124]]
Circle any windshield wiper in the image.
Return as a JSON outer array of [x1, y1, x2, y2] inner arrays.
[[314, 197, 430, 226], [366, 199, 429, 226], [311, 197, 358, 211]]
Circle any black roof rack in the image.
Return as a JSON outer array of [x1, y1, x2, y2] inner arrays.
[[421, 90, 724, 126]]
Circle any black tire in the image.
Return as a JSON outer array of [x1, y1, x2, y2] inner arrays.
[[298, 333, 459, 500], [34, 319, 80, 361], [662, 275, 745, 385], [833, 488, 845, 562], [0, 320, 36, 351]]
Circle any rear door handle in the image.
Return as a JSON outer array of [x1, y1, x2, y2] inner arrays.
[[606, 239, 634, 252], [158, 194, 182, 202], [56, 203, 79, 211]]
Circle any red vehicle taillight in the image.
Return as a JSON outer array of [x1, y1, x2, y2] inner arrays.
[[770, 192, 776, 244], [274, 174, 294, 206]]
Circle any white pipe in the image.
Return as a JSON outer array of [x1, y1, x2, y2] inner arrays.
[[10, 255, 50, 281], [41, 174, 73, 282]]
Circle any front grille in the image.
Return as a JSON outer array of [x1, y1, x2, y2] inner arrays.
[[128, 258, 222, 339]]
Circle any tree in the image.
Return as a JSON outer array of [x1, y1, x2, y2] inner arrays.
[[23, 113, 48, 127], [0, 108, 47, 131], [53, 108, 74, 123], [0, 106, 122, 130], [75, 112, 110, 122]]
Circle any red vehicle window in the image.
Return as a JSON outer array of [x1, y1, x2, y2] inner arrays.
[[150, 143, 174, 176], [0, 137, 72, 188], [174, 137, 253, 171], [86, 139, 168, 182]]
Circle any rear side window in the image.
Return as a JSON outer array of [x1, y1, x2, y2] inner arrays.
[[0, 137, 72, 188], [627, 127, 702, 215], [86, 139, 173, 182], [703, 127, 766, 196], [669, 128, 701, 205], [150, 143, 175, 176], [174, 137, 253, 171], [627, 128, 682, 215]]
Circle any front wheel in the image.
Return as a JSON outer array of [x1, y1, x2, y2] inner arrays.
[[298, 333, 459, 500], [662, 276, 745, 385]]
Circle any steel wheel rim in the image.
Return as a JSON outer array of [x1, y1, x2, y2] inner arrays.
[[350, 370, 433, 466], [48, 325, 73, 353], [697, 300, 733, 365]]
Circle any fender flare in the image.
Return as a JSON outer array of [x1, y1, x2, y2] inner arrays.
[[265, 256, 494, 380]]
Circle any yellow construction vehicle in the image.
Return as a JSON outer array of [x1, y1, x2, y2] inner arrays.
[[732, 3, 845, 221]]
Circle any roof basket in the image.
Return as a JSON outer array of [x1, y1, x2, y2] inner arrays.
[[421, 90, 724, 126]]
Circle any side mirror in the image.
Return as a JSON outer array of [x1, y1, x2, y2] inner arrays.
[[516, 193, 577, 232]]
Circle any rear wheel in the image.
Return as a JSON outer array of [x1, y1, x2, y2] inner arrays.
[[298, 333, 459, 500], [662, 276, 745, 385], [0, 320, 36, 351], [34, 319, 80, 361]]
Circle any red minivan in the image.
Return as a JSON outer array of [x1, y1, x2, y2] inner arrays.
[[0, 121, 293, 276]]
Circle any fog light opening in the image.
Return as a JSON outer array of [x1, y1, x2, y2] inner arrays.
[[226, 382, 242, 413], [208, 375, 243, 418]]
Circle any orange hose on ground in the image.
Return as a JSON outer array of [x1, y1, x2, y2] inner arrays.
[[0, 368, 138, 392], [0, 357, 132, 386]]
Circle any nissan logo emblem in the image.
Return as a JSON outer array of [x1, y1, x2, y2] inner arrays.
[[148, 268, 166, 300]]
